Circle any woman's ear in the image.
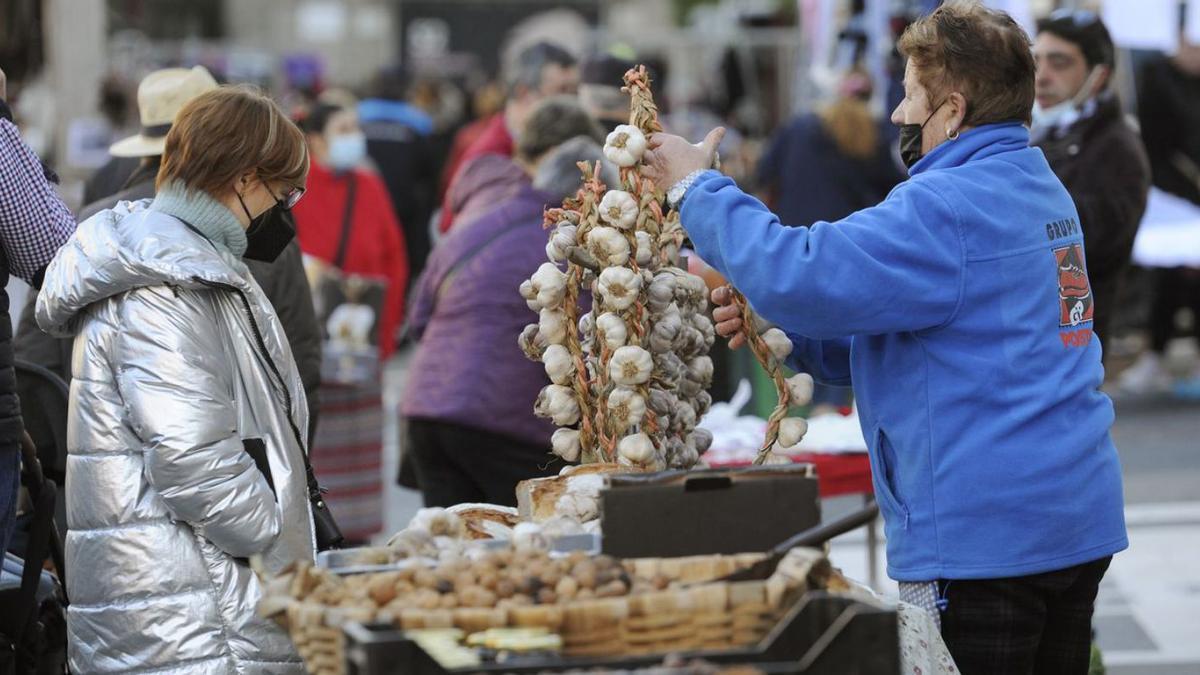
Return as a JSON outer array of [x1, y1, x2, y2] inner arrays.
[[233, 170, 255, 196], [946, 91, 968, 137]]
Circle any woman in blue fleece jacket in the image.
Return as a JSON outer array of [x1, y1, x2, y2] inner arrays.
[[645, 4, 1125, 674]]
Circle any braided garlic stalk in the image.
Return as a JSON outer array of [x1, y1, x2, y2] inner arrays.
[[520, 65, 715, 470], [724, 294, 816, 464]]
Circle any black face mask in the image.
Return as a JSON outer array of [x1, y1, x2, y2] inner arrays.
[[898, 100, 947, 169], [238, 191, 297, 262]]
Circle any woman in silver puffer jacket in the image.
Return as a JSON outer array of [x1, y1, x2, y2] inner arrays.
[[36, 86, 315, 674]]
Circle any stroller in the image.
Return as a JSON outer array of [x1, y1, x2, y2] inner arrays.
[[1, 361, 70, 674]]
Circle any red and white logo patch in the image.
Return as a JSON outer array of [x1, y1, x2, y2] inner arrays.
[[1055, 243, 1094, 328]]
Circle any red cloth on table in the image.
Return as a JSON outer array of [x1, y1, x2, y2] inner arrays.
[[437, 112, 514, 233], [292, 160, 410, 361], [708, 452, 873, 498]]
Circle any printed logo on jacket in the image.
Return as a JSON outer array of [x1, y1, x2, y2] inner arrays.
[[1046, 217, 1093, 348]]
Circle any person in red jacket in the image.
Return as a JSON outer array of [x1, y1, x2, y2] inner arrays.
[[292, 102, 409, 542], [437, 42, 578, 234]]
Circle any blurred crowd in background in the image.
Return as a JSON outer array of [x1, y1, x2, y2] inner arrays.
[[3, 0, 1200, 542]]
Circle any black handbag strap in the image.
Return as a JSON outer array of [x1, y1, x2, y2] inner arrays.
[[333, 173, 359, 270]]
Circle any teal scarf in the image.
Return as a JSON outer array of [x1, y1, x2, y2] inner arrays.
[[149, 180, 248, 257]]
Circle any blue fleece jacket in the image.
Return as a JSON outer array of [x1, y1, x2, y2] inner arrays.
[[680, 122, 1127, 581]]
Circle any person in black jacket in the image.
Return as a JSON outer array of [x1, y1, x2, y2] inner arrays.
[[14, 67, 323, 430], [0, 67, 77, 555], [1120, 28, 1200, 395], [1031, 9, 1150, 354]]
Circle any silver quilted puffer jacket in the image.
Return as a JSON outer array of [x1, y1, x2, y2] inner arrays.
[[36, 200, 315, 674]]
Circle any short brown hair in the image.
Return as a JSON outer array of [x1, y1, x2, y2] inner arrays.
[[898, 1, 1035, 126], [516, 95, 603, 162], [157, 85, 308, 195]]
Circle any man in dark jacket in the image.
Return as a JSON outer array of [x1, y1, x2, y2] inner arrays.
[[359, 69, 438, 280], [1139, 32, 1200, 206], [1031, 10, 1151, 351], [0, 68, 77, 554], [14, 68, 323, 426]]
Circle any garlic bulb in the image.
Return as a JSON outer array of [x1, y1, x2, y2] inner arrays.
[[653, 352, 685, 384], [598, 266, 642, 311], [692, 313, 716, 345], [578, 311, 594, 336], [647, 308, 682, 353], [538, 308, 568, 345], [635, 231, 653, 266], [761, 328, 794, 362], [677, 376, 701, 399], [660, 240, 679, 265], [608, 387, 647, 430], [609, 345, 653, 386], [586, 226, 630, 267], [647, 274, 676, 312], [542, 344, 575, 386], [671, 402, 697, 433], [694, 390, 713, 417], [595, 312, 628, 350], [677, 326, 705, 355], [787, 373, 815, 407], [603, 124, 648, 167], [691, 428, 714, 453], [647, 387, 675, 416], [554, 223, 577, 240], [687, 356, 714, 387], [666, 436, 692, 468], [518, 279, 542, 311], [599, 190, 639, 230], [518, 323, 547, 358], [546, 223, 577, 263], [777, 417, 809, 449], [551, 428, 582, 462], [682, 273, 708, 302], [617, 433, 655, 464], [531, 263, 567, 309], [535, 384, 580, 426], [672, 443, 700, 469]]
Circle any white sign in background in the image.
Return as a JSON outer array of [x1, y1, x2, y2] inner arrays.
[[1188, 0, 1200, 45], [1103, 0, 1179, 52], [1132, 189, 1200, 269]]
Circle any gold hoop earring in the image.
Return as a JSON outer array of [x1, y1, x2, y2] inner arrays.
[[947, 128, 960, 141]]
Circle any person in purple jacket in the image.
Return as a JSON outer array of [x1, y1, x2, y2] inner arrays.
[[644, 4, 1125, 674], [402, 97, 610, 507]]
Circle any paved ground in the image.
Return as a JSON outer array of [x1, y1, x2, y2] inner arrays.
[[380, 348, 1200, 673]]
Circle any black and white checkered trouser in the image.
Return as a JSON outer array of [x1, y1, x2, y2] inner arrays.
[[919, 556, 1112, 675]]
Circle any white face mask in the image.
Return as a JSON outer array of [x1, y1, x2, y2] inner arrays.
[[1031, 98, 1081, 131], [1031, 66, 1104, 132], [327, 132, 366, 171]]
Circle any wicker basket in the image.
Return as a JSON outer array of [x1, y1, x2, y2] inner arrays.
[[267, 550, 829, 674]]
